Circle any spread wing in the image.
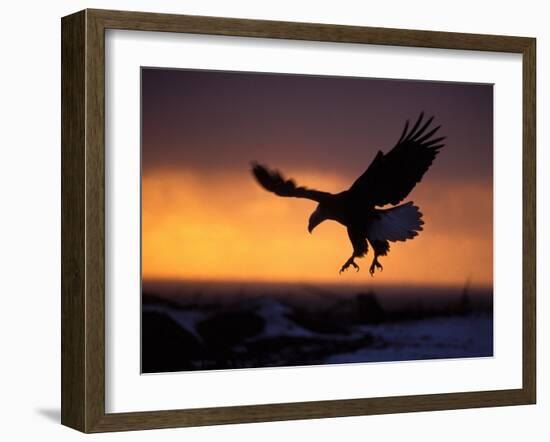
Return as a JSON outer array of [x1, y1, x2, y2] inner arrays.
[[251, 162, 331, 203], [349, 112, 445, 207]]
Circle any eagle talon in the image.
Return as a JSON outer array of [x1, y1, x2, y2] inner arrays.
[[340, 258, 359, 274], [369, 258, 383, 276]]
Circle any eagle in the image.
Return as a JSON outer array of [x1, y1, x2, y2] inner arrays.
[[251, 113, 445, 275]]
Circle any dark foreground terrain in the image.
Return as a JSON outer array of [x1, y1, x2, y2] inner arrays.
[[141, 282, 493, 373]]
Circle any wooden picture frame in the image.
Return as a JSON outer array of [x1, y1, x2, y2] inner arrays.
[[61, 8, 536, 433]]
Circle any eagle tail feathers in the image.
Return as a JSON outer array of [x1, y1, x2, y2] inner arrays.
[[367, 202, 424, 243]]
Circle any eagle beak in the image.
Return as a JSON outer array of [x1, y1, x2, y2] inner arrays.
[[308, 207, 324, 233]]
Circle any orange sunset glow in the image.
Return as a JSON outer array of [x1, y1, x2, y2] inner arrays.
[[142, 168, 492, 287], [141, 68, 493, 290]]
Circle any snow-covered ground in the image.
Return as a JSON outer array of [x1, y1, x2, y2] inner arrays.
[[325, 314, 493, 364], [142, 294, 493, 372]]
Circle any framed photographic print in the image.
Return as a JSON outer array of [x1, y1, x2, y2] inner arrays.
[[61, 9, 536, 433]]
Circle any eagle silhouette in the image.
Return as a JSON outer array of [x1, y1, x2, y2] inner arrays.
[[251, 113, 446, 275]]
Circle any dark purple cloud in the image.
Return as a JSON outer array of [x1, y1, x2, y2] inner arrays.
[[142, 68, 492, 184]]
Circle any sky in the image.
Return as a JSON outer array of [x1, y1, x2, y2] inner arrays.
[[141, 68, 493, 288]]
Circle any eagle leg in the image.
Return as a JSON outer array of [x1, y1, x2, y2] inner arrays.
[[339, 256, 360, 274], [369, 255, 383, 276]]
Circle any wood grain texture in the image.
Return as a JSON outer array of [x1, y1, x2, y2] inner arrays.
[[522, 38, 536, 403], [60, 8, 537, 433], [61, 10, 86, 432], [89, 8, 532, 52], [84, 10, 107, 432], [90, 389, 532, 433]]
